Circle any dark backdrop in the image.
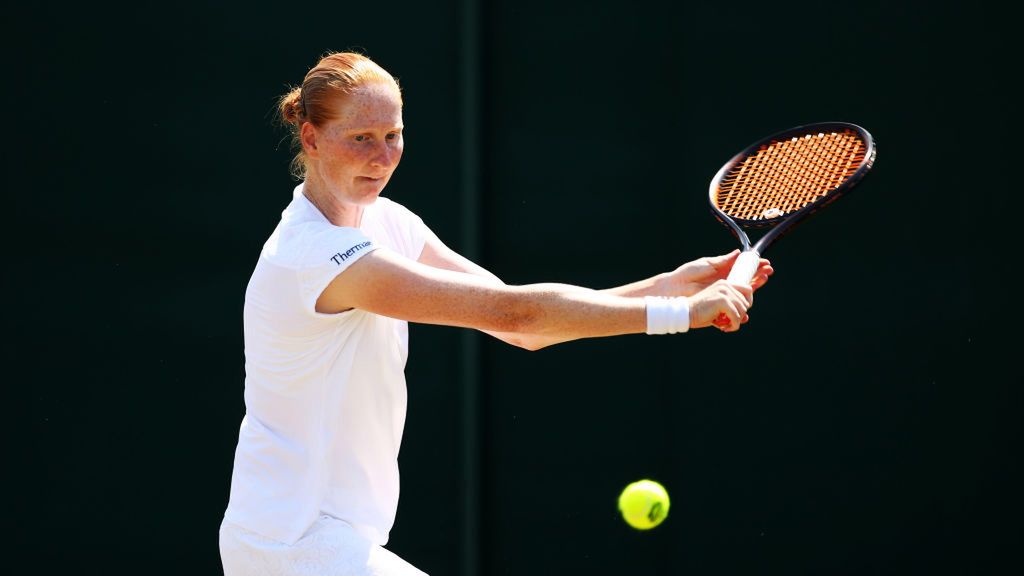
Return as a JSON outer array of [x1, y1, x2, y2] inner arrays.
[[11, 1, 1019, 575]]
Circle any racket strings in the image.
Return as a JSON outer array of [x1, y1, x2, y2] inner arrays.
[[715, 130, 867, 221]]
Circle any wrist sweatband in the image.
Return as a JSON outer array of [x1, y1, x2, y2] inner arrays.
[[644, 296, 690, 335]]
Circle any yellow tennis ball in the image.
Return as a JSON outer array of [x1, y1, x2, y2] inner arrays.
[[618, 479, 670, 530]]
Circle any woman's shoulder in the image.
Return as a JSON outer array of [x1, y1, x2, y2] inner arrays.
[[264, 219, 371, 271]]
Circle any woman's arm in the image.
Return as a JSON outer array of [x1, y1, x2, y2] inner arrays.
[[317, 230, 751, 349], [318, 247, 650, 341], [414, 231, 596, 349], [411, 229, 761, 350]]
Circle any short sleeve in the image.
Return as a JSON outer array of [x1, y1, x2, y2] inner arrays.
[[296, 225, 379, 313]]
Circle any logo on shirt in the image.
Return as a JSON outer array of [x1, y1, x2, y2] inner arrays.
[[330, 242, 373, 265]]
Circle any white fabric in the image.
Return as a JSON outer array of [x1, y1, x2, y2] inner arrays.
[[224, 183, 428, 549], [220, 516, 428, 576], [644, 296, 690, 334]]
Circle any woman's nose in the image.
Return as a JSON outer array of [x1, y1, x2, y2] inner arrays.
[[370, 141, 397, 168]]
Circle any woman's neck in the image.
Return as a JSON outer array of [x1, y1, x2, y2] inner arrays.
[[302, 172, 364, 228]]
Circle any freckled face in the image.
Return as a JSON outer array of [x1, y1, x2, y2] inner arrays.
[[314, 84, 404, 206]]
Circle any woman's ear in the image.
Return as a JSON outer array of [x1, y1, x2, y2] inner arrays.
[[300, 122, 318, 158]]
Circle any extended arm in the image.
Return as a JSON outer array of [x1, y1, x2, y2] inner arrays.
[[413, 229, 765, 350], [317, 246, 648, 342]]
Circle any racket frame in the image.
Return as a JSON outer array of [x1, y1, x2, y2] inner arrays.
[[708, 122, 876, 256]]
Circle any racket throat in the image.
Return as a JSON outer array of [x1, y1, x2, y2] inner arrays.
[[725, 219, 752, 251]]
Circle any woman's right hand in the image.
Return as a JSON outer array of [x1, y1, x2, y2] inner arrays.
[[687, 280, 753, 332]]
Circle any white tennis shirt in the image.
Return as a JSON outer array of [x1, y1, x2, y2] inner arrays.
[[224, 183, 427, 546]]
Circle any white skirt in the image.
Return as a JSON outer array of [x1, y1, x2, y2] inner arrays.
[[220, 515, 428, 576]]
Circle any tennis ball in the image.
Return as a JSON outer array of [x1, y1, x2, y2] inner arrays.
[[618, 479, 670, 530]]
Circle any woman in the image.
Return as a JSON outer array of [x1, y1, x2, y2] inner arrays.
[[220, 52, 772, 575]]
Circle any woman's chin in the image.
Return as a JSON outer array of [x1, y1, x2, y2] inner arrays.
[[352, 178, 389, 201], [357, 189, 384, 205], [342, 186, 380, 205]]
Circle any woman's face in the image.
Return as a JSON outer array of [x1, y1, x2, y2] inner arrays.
[[311, 83, 404, 206]]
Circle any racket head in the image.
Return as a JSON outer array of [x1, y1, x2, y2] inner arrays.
[[708, 122, 875, 234]]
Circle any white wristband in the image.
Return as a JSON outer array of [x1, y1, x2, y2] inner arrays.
[[644, 296, 690, 335]]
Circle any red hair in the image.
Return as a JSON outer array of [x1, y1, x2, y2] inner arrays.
[[278, 52, 402, 178]]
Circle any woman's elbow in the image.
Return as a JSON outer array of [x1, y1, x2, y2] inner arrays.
[[488, 294, 542, 334], [505, 334, 549, 352]]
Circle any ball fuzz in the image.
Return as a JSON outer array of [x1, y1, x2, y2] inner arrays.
[[618, 479, 670, 530]]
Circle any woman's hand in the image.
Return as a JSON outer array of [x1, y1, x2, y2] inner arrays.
[[688, 279, 754, 332], [670, 249, 773, 297]]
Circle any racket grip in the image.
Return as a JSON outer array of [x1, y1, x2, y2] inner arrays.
[[726, 250, 761, 285]]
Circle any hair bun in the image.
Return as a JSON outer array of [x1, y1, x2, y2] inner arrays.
[[279, 87, 305, 125]]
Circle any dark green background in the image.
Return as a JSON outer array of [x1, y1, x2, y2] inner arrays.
[[12, 0, 1019, 574]]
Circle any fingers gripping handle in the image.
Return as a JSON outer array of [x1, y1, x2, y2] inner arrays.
[[713, 250, 759, 328], [727, 250, 761, 285]]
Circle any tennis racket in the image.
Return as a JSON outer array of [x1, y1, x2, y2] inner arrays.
[[709, 122, 876, 325]]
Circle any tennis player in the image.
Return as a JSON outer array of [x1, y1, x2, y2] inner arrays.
[[219, 51, 772, 576]]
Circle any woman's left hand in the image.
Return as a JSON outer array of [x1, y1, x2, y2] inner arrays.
[[669, 249, 774, 297]]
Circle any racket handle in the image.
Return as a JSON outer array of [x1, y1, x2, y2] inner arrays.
[[726, 250, 761, 285], [714, 249, 760, 328]]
